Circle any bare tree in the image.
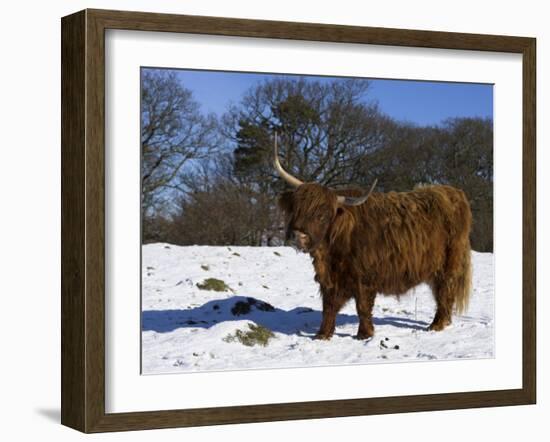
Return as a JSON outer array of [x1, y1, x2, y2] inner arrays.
[[167, 154, 279, 246], [223, 77, 390, 194], [141, 70, 220, 218]]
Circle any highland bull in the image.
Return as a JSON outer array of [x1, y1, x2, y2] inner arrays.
[[274, 135, 472, 340]]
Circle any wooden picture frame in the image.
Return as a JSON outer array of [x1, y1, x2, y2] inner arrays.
[[61, 8, 536, 433]]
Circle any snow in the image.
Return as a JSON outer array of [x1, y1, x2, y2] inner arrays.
[[142, 244, 494, 374]]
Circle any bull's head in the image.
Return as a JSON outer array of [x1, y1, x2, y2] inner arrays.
[[274, 133, 376, 252]]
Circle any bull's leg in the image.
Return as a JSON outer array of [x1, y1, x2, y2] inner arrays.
[[354, 288, 376, 339], [314, 290, 347, 340], [429, 278, 453, 331]]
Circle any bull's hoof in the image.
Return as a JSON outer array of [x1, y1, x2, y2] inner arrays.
[[428, 319, 451, 331], [313, 332, 333, 341], [355, 331, 374, 340]]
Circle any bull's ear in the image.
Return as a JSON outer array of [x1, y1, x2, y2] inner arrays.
[[278, 191, 294, 214]]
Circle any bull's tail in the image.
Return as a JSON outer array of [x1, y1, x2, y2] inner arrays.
[[453, 244, 472, 315], [444, 233, 472, 316]]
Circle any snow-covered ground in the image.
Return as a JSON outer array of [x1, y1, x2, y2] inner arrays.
[[142, 244, 494, 374]]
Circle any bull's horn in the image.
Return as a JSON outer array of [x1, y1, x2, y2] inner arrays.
[[273, 132, 303, 188], [337, 179, 378, 206]]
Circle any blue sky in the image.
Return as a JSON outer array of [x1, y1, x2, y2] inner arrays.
[[144, 68, 493, 127]]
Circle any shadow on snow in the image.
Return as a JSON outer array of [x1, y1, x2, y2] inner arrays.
[[142, 296, 428, 336]]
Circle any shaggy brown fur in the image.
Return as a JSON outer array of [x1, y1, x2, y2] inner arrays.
[[278, 183, 472, 340]]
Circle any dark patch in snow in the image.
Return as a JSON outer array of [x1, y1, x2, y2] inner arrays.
[[231, 301, 251, 316], [417, 352, 437, 360], [231, 297, 275, 316]]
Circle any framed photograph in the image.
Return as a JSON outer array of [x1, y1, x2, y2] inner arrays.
[[61, 9, 536, 433]]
